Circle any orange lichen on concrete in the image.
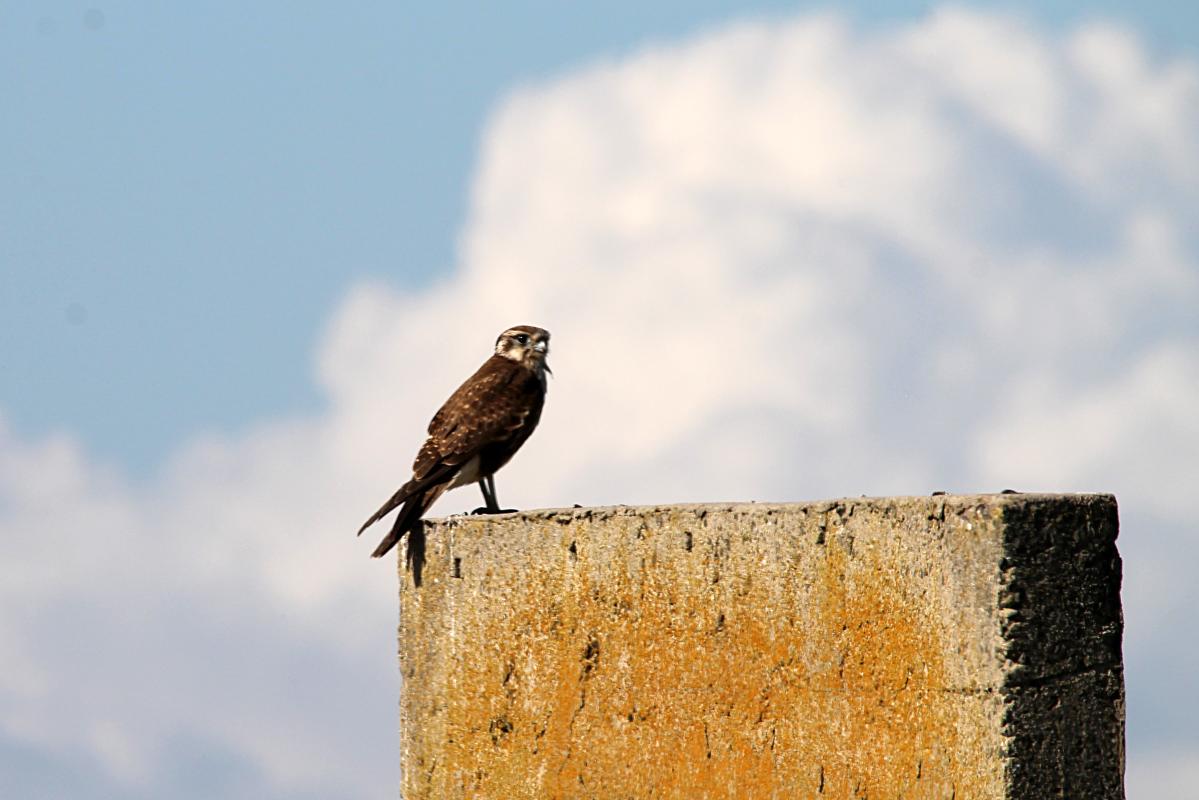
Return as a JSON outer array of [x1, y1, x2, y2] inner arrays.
[[399, 497, 1122, 799]]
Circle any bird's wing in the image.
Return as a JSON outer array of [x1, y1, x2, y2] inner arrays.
[[421, 356, 539, 471]]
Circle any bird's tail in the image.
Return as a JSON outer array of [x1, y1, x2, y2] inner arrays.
[[369, 487, 442, 559], [358, 463, 457, 538], [357, 479, 417, 537]]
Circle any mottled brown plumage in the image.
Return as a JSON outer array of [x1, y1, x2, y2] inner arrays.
[[358, 325, 551, 558]]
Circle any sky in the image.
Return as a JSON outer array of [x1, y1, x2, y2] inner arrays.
[[2, 2, 1197, 798]]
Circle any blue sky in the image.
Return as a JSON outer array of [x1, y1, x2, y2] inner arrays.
[[3, 1, 1196, 472], [3, 3, 1198, 799]]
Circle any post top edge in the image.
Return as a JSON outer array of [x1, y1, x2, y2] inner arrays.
[[426, 493, 1117, 525]]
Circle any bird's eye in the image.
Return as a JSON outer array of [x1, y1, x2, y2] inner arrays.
[[514, 334, 529, 345]]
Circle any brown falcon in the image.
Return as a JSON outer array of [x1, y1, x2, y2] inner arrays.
[[357, 325, 551, 558]]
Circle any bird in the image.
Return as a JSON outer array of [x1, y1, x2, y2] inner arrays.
[[357, 325, 551, 559]]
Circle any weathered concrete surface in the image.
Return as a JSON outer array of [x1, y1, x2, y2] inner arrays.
[[398, 494, 1123, 799]]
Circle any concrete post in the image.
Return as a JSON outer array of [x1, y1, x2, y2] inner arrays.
[[398, 494, 1123, 799]]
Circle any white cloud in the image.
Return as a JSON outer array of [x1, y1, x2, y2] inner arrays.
[[1127, 749, 1199, 800], [2, 8, 1196, 798], [977, 344, 1199, 516]]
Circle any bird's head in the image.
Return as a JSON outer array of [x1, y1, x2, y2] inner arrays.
[[496, 325, 551, 376]]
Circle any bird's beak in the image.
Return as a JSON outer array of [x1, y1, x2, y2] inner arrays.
[[533, 341, 548, 353]]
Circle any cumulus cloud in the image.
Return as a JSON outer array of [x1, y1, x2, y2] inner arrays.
[[2, 8, 1196, 798]]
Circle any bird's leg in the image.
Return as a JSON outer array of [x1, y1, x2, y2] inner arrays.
[[472, 474, 516, 514], [487, 474, 517, 513], [474, 476, 498, 513], [472, 476, 499, 514], [484, 474, 500, 511]]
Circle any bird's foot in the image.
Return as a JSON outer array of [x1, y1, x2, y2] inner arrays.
[[471, 506, 518, 515]]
